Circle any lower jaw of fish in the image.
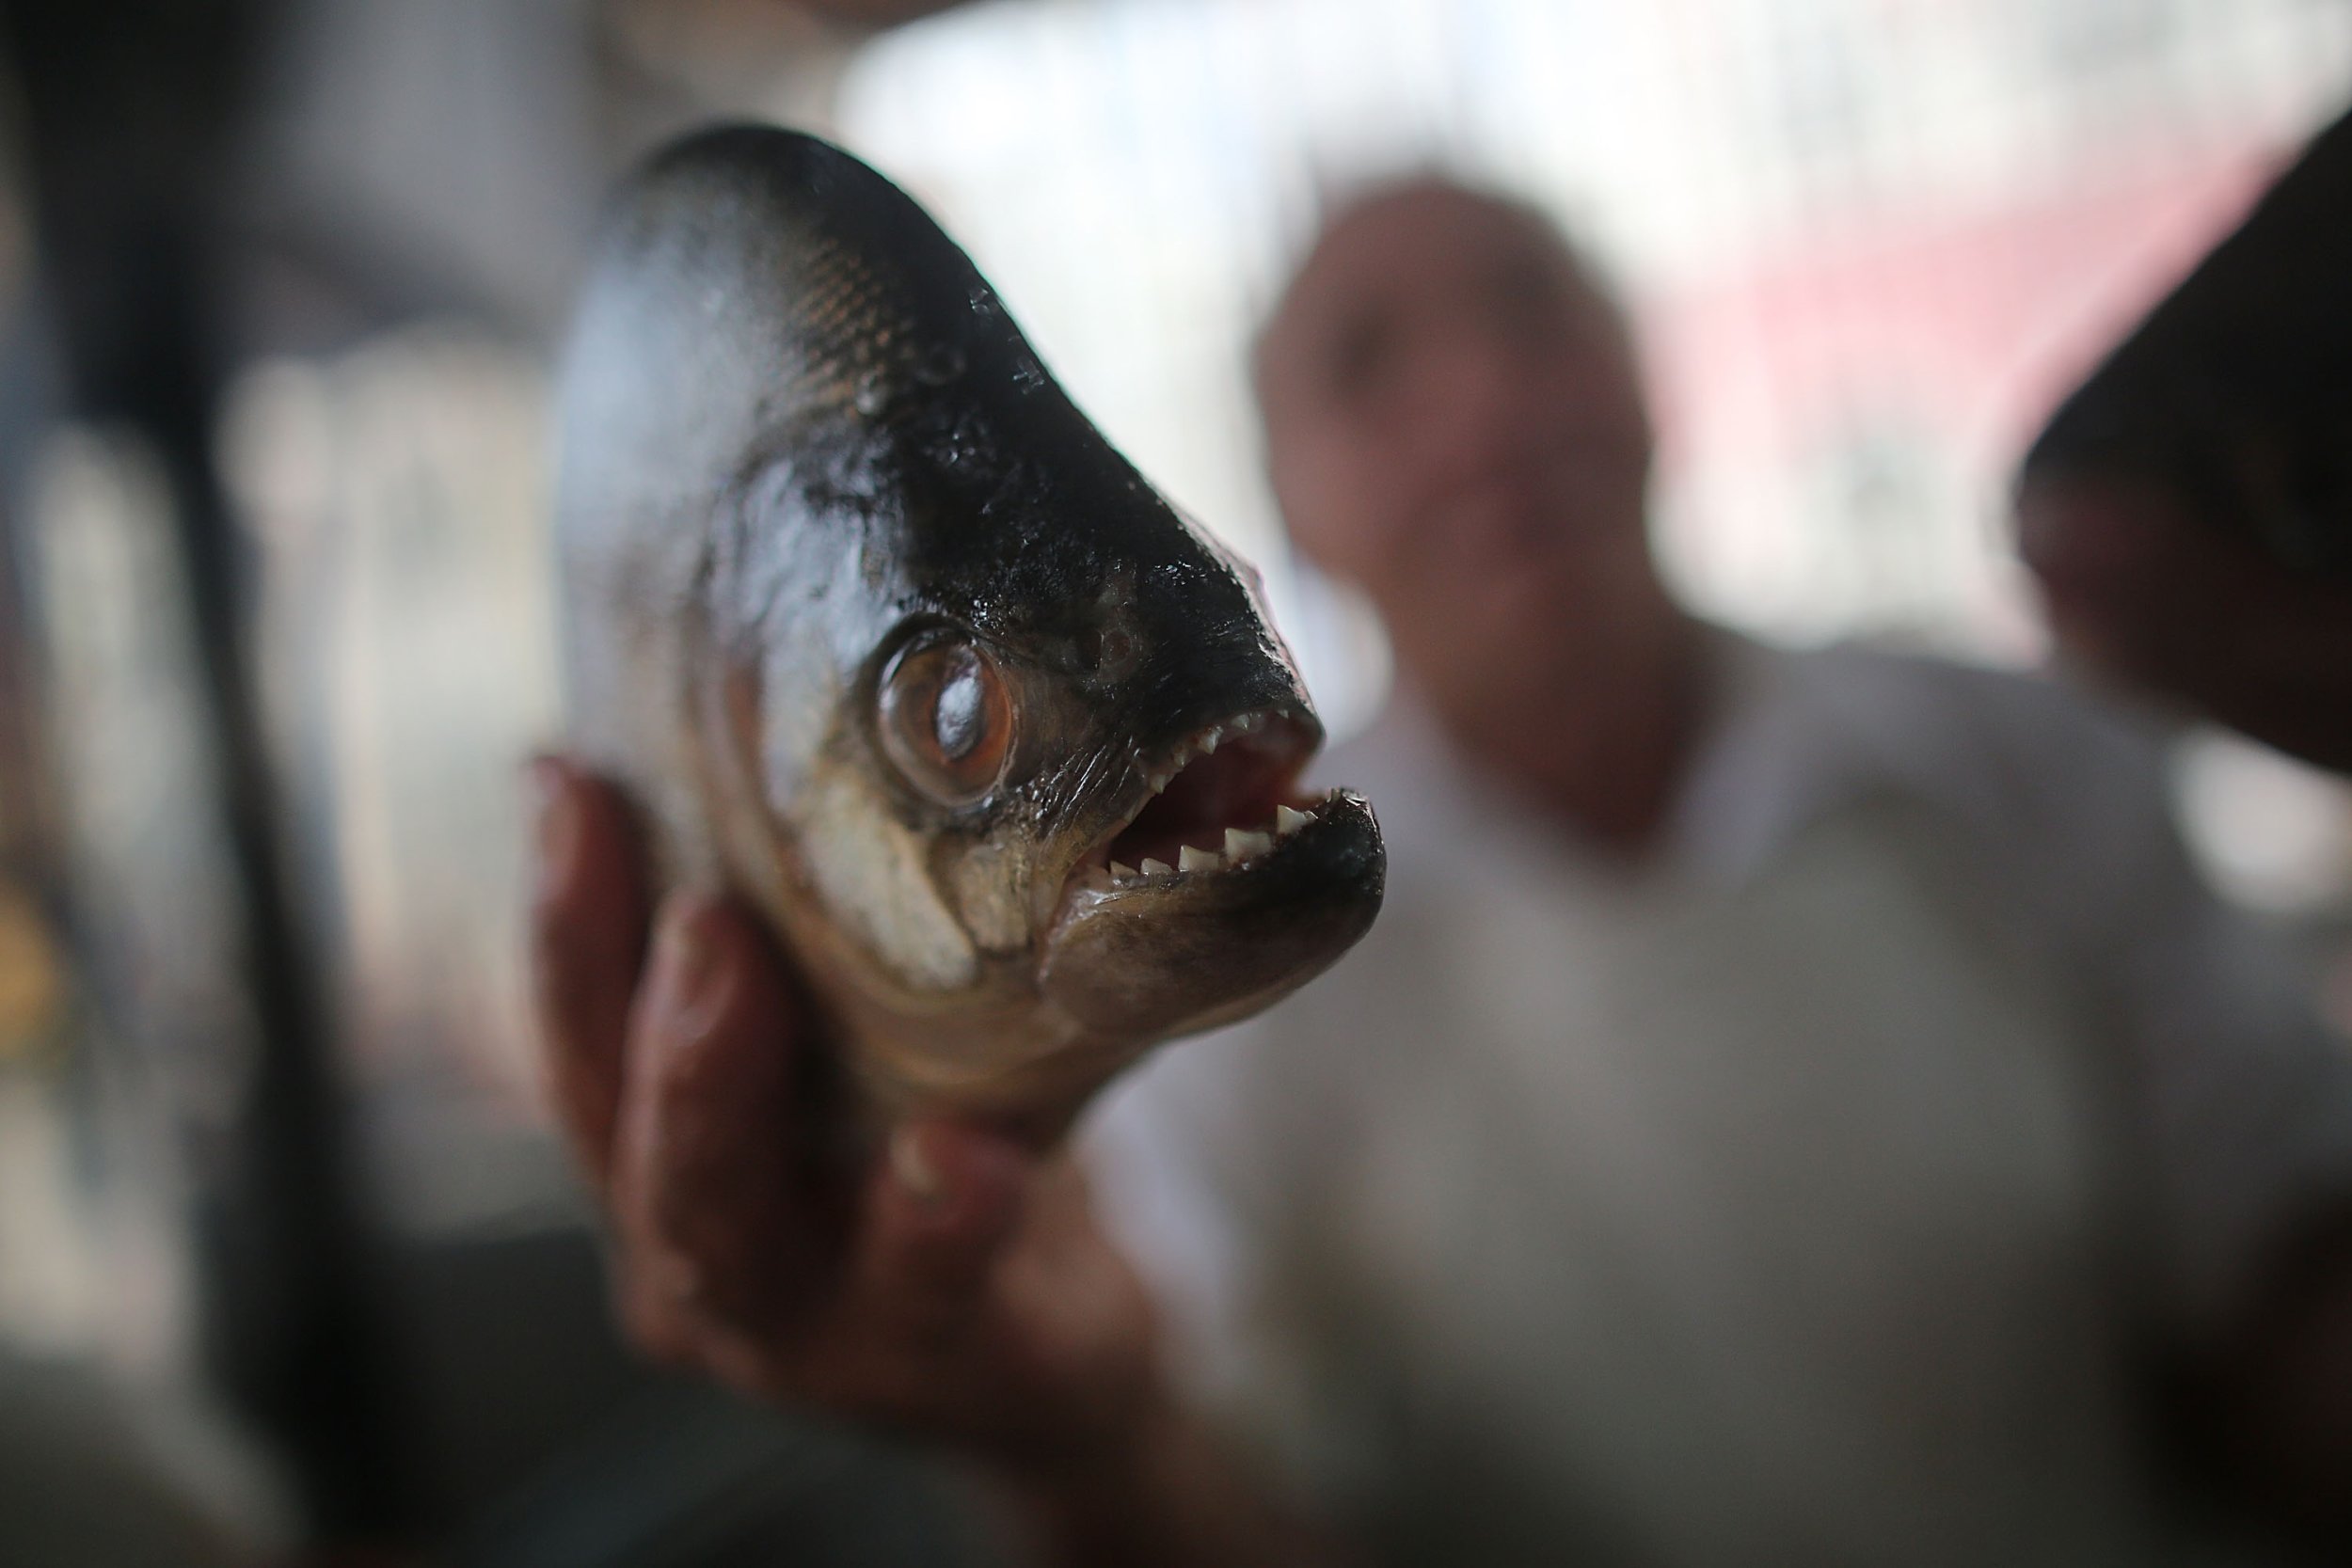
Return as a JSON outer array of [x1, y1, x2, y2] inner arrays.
[[835, 788, 1383, 1149]]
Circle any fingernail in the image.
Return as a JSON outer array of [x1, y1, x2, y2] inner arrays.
[[529, 757, 583, 895], [888, 1125, 944, 1206], [647, 900, 729, 1037]]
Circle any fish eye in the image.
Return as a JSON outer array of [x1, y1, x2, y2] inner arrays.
[[877, 635, 1015, 806]]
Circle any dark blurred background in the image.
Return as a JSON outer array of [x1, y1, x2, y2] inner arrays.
[[0, 0, 2345, 1562]]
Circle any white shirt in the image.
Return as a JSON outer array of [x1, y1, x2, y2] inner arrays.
[[1084, 636, 2352, 1567]]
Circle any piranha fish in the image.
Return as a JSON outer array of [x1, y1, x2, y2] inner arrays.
[[554, 125, 1384, 1141]]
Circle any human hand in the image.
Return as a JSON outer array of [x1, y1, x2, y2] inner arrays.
[[524, 756, 1163, 1471]]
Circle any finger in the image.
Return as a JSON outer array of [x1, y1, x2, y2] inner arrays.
[[529, 756, 654, 1189], [844, 1119, 1031, 1338], [612, 894, 813, 1340]]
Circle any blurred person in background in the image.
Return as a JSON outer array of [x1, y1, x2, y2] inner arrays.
[[531, 175, 2352, 1565]]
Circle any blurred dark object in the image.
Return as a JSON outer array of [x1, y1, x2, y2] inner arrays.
[[2018, 102, 2352, 774], [2024, 104, 2352, 578], [0, 0, 416, 1543], [416, 1227, 995, 1568]]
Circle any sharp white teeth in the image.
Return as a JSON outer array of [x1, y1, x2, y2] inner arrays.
[[1225, 828, 1272, 862], [1200, 728, 1222, 755], [1276, 804, 1312, 836], [1149, 771, 1172, 794], [1179, 845, 1221, 874], [1109, 861, 1136, 880], [1139, 857, 1173, 878]]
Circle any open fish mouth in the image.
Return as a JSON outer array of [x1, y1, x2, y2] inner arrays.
[[1036, 703, 1382, 1042], [1047, 705, 1381, 931], [1061, 707, 1315, 895]]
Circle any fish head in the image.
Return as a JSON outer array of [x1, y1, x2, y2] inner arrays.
[[556, 126, 1383, 1126]]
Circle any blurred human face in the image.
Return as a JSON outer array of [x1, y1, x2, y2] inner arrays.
[[1255, 182, 1662, 705]]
